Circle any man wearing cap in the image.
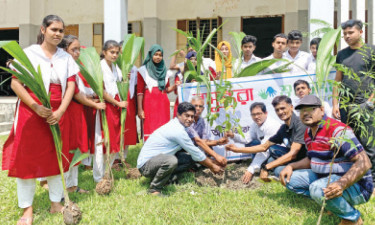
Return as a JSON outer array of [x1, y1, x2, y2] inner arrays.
[[280, 95, 373, 225]]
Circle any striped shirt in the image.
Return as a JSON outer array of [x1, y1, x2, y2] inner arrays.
[[137, 118, 207, 168], [305, 116, 373, 201]]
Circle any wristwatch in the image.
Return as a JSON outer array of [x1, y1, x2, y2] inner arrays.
[[366, 101, 374, 109], [261, 163, 269, 172]]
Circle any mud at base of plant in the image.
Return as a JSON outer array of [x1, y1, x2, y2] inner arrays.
[[126, 168, 142, 179], [63, 201, 82, 225], [95, 177, 113, 195], [195, 162, 263, 190]]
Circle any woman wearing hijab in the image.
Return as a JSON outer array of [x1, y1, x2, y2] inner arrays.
[[215, 41, 233, 79], [137, 44, 178, 141]]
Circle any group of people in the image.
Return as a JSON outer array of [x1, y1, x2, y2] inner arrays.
[[1, 12, 374, 225], [137, 19, 375, 225]]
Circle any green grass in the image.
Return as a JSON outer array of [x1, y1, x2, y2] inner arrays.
[[0, 137, 374, 225]]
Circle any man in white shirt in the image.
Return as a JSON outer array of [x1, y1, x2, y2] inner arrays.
[[307, 37, 321, 73], [137, 102, 222, 195], [262, 33, 288, 73], [293, 79, 332, 117], [233, 35, 261, 74], [226, 102, 281, 183], [283, 30, 311, 75]]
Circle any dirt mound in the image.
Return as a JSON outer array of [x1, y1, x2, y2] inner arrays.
[[195, 162, 263, 190], [126, 168, 141, 179], [95, 177, 113, 195], [63, 201, 82, 225]]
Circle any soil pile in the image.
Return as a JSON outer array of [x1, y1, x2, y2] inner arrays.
[[126, 168, 142, 179], [95, 177, 113, 195], [63, 201, 82, 225], [195, 162, 263, 190]]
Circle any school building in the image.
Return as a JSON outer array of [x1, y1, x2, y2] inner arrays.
[[0, 0, 373, 97]]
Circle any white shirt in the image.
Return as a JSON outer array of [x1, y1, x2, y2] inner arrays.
[[261, 54, 288, 74], [232, 116, 281, 145], [307, 54, 316, 74], [20, 44, 79, 97], [283, 50, 311, 75], [233, 55, 261, 74], [137, 118, 207, 168], [101, 59, 122, 98]]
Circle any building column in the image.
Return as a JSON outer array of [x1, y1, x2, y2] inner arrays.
[[104, 0, 128, 42], [337, 0, 349, 49], [308, 0, 334, 41], [368, 0, 375, 45], [351, 0, 366, 41]]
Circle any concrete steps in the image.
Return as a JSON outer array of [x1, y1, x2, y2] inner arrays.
[[0, 97, 17, 135]]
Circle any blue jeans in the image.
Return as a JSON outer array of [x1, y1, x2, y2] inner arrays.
[[266, 145, 290, 177], [286, 169, 367, 221]]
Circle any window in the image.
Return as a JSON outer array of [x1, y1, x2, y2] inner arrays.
[[93, 23, 103, 54], [65, 24, 79, 37], [177, 17, 222, 60]]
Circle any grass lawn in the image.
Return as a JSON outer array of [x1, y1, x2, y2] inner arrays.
[[0, 136, 374, 225]]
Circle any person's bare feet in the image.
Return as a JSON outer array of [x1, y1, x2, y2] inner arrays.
[[39, 180, 48, 190], [50, 202, 64, 214], [17, 206, 33, 225]]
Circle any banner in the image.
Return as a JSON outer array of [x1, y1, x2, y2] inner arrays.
[[178, 71, 335, 161]]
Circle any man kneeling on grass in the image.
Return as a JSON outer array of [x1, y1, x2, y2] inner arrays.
[[137, 102, 223, 195], [280, 95, 373, 225], [188, 97, 228, 167], [225, 95, 307, 182]]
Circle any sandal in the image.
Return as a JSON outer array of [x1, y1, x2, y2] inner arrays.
[[17, 217, 33, 225]]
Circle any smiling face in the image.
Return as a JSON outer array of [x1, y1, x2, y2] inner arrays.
[[220, 44, 230, 57], [251, 106, 267, 126], [299, 106, 324, 127], [152, 51, 163, 64], [343, 26, 363, 47], [67, 39, 80, 61], [103, 46, 120, 63], [41, 21, 64, 46], [288, 39, 302, 54], [177, 110, 195, 127], [274, 101, 294, 122]]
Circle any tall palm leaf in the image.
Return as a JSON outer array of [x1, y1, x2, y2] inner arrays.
[[116, 34, 144, 164], [0, 41, 82, 224]]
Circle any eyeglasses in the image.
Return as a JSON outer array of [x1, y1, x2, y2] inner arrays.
[[251, 112, 264, 117], [193, 105, 204, 108]]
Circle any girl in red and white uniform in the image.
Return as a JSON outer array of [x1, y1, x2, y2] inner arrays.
[[2, 15, 77, 224], [58, 35, 106, 193], [93, 40, 127, 182], [137, 44, 178, 141]]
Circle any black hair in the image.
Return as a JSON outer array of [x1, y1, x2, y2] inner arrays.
[[177, 102, 196, 115], [293, 80, 311, 91], [341, 19, 363, 30], [37, 15, 65, 45], [58, 35, 78, 50], [273, 33, 288, 42], [242, 35, 257, 46], [310, 37, 321, 48], [287, 30, 303, 42], [101, 40, 120, 59], [250, 102, 267, 113], [271, 95, 292, 107]]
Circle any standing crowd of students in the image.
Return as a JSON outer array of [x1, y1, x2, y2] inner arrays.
[[1, 14, 374, 225]]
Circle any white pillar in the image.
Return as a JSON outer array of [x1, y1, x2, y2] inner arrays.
[[351, 0, 366, 41], [308, 0, 334, 41], [367, 0, 375, 45], [104, 0, 128, 42], [337, 0, 349, 49]]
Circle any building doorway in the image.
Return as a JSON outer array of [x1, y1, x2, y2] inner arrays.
[[0, 28, 19, 96], [242, 16, 283, 58]]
